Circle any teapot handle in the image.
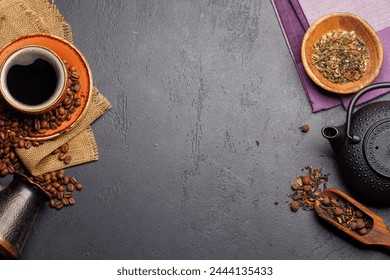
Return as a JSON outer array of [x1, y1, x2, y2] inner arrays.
[[346, 82, 390, 143]]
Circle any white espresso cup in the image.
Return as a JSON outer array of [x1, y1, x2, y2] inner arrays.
[[0, 46, 67, 114]]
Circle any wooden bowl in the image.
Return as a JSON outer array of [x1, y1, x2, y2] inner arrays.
[[301, 13, 383, 94]]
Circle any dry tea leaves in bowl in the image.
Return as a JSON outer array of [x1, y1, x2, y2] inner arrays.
[[313, 30, 369, 84]]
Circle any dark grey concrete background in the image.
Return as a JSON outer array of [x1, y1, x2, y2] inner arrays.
[[11, 0, 390, 259]]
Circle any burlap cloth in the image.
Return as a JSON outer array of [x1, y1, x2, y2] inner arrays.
[[0, 0, 111, 176]]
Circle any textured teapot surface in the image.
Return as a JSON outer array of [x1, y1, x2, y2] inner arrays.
[[337, 101, 390, 202]]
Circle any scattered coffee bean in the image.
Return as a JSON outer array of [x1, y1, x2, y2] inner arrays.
[[55, 202, 64, 210], [61, 143, 69, 153], [61, 198, 69, 206], [69, 197, 75, 205], [64, 155, 72, 164], [75, 183, 83, 191]]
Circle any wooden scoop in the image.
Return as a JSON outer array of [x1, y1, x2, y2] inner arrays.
[[315, 188, 390, 250]]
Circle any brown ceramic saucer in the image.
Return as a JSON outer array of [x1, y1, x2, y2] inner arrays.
[[0, 34, 92, 140]]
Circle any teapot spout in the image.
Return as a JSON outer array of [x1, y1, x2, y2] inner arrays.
[[321, 125, 346, 153]]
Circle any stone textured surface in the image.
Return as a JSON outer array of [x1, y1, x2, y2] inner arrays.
[[5, 0, 390, 259]]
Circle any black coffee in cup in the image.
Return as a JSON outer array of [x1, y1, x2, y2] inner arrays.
[[6, 58, 57, 106], [0, 46, 66, 114]]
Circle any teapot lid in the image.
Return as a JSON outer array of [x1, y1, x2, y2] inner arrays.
[[364, 118, 390, 177]]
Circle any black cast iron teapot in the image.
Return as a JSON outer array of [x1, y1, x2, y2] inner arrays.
[[322, 82, 390, 203]]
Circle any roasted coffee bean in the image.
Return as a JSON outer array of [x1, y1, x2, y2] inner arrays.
[[49, 122, 58, 130], [55, 119, 62, 126], [58, 186, 65, 192], [55, 202, 64, 210], [58, 107, 66, 115], [9, 151, 15, 161], [51, 148, 60, 155], [44, 173, 51, 181], [63, 96, 71, 105], [9, 135, 18, 143], [69, 197, 75, 205], [72, 83, 80, 92], [63, 192, 72, 198], [52, 182, 60, 189], [13, 163, 21, 171], [73, 98, 81, 107], [71, 72, 80, 80], [49, 199, 56, 208], [70, 177, 77, 184], [62, 198, 69, 206], [7, 166, 14, 174], [0, 131, 6, 140], [0, 168, 8, 177], [18, 139, 25, 148], [24, 141, 32, 149], [61, 143, 69, 153], [64, 155, 72, 164], [0, 162, 6, 171], [75, 183, 83, 191], [41, 181, 50, 188], [67, 183, 74, 192], [3, 147, 10, 155], [58, 153, 67, 161], [62, 176, 69, 184], [32, 141, 40, 147], [34, 120, 40, 131], [40, 120, 48, 129], [57, 192, 64, 200]]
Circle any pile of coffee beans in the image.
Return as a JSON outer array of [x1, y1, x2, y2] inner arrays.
[[0, 61, 84, 209], [51, 143, 72, 164], [29, 169, 83, 210], [318, 195, 373, 236]]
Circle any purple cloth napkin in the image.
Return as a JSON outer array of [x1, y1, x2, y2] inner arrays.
[[272, 0, 390, 112]]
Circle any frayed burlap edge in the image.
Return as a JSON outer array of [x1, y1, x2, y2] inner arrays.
[[15, 88, 111, 176]]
